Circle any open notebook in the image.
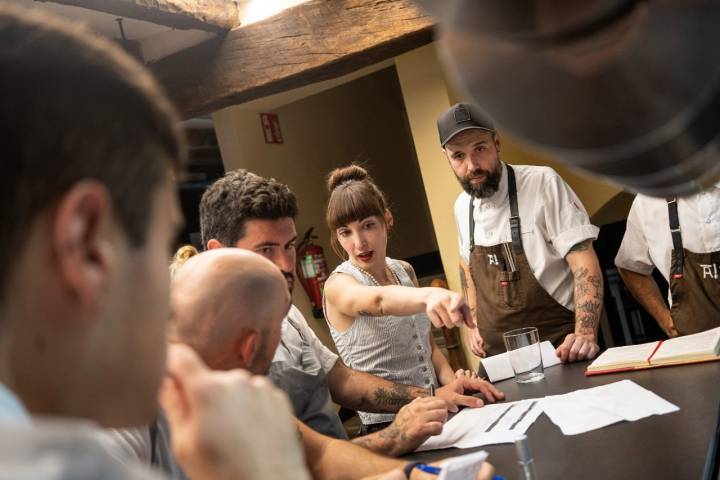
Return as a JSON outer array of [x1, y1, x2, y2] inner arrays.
[[586, 326, 720, 376]]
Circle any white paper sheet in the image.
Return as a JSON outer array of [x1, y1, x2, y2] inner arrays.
[[479, 341, 562, 383], [416, 398, 543, 451], [540, 379, 679, 435], [438, 451, 488, 480]]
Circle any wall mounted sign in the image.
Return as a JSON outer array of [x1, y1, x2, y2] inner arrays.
[[260, 112, 283, 144]]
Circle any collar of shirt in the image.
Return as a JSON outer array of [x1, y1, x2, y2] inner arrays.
[[475, 161, 509, 209], [0, 382, 31, 426]]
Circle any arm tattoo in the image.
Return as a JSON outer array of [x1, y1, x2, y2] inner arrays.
[[572, 266, 603, 336], [576, 299, 602, 331], [352, 434, 379, 450], [460, 267, 469, 299], [351, 423, 407, 455], [372, 384, 414, 409], [568, 239, 591, 254], [573, 268, 602, 299], [378, 416, 408, 444], [351, 413, 409, 455], [365, 383, 426, 413]]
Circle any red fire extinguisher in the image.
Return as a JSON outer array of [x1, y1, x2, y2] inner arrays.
[[296, 227, 329, 318]]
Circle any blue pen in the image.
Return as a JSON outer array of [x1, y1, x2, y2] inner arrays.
[[414, 463, 506, 480], [415, 464, 441, 475]]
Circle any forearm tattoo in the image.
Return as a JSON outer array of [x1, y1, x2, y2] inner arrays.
[[573, 265, 603, 336], [366, 383, 424, 413], [351, 421, 408, 454]]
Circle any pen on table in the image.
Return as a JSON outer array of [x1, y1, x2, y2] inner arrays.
[[515, 435, 538, 480], [413, 463, 506, 479]]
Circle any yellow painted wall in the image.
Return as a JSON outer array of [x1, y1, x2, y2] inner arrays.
[[395, 44, 475, 367], [396, 44, 622, 370], [213, 67, 438, 349]]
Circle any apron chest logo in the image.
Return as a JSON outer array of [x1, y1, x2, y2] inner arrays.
[[488, 254, 500, 266], [699, 263, 720, 280]]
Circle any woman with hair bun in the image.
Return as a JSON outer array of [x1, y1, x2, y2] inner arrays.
[[323, 164, 495, 432]]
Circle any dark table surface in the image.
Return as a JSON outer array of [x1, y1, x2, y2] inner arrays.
[[409, 360, 720, 479]]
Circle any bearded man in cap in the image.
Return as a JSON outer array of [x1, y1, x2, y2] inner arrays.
[[438, 103, 604, 362]]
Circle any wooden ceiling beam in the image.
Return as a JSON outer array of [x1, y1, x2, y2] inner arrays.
[[150, 0, 435, 118], [36, 0, 239, 31]]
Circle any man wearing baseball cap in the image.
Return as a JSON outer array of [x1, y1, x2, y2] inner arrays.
[[438, 103, 604, 362]]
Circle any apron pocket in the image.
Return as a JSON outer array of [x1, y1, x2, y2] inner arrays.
[[496, 270, 522, 310]]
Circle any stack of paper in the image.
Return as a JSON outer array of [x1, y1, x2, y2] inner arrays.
[[415, 380, 679, 451], [540, 379, 679, 435], [417, 398, 543, 451]]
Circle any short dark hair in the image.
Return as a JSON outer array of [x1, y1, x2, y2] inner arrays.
[[200, 169, 298, 247], [0, 5, 185, 300]]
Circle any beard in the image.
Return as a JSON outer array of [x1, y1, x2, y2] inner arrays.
[[458, 162, 502, 199]]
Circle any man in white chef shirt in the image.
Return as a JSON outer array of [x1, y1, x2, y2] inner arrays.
[[438, 103, 604, 362], [615, 186, 720, 337]]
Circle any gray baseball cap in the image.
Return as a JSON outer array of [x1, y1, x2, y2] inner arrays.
[[437, 103, 496, 147]]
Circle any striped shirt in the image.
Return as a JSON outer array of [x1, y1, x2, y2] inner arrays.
[[325, 258, 438, 425]]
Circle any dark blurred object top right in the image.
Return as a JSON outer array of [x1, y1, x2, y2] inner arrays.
[[420, 0, 720, 197]]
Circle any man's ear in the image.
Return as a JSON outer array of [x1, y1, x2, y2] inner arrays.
[[384, 209, 394, 229], [206, 238, 225, 250], [52, 180, 114, 309], [235, 329, 259, 369], [494, 133, 501, 152]]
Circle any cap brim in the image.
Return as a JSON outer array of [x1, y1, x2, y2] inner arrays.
[[441, 126, 495, 147]]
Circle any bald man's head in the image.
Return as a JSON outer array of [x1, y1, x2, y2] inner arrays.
[[170, 249, 290, 374]]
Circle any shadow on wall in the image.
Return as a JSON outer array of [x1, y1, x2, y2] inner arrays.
[[591, 191, 635, 228]]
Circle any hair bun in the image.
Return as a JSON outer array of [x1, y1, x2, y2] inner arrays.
[[169, 245, 199, 277], [175, 245, 199, 262], [326, 164, 370, 192]]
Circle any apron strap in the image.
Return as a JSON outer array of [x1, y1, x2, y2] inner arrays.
[[467, 164, 523, 255], [506, 165, 524, 255], [468, 195, 476, 252], [666, 197, 684, 278]]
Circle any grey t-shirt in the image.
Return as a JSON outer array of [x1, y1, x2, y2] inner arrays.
[[103, 413, 188, 480], [269, 305, 346, 438], [0, 420, 164, 480]]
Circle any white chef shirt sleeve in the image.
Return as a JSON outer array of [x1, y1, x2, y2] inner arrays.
[[454, 194, 470, 264], [290, 306, 339, 374], [542, 170, 600, 257], [614, 197, 655, 275]]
